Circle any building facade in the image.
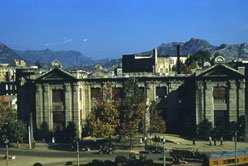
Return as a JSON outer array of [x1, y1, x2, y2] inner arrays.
[[15, 59, 248, 141]]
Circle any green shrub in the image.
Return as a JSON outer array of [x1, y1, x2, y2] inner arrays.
[[115, 155, 128, 164], [65, 161, 73, 165], [33, 163, 43, 166]]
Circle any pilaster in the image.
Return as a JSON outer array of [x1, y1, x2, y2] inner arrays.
[[238, 81, 245, 117], [195, 81, 204, 125], [35, 84, 43, 128], [205, 82, 214, 125], [43, 84, 52, 130], [64, 83, 72, 124], [73, 83, 81, 138], [229, 80, 237, 122]]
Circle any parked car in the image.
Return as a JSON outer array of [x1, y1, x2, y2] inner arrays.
[[99, 144, 114, 154]]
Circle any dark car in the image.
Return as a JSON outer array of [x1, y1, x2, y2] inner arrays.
[[145, 145, 164, 154], [99, 144, 114, 154], [79, 139, 110, 151]]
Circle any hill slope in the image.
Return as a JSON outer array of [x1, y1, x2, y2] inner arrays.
[[143, 38, 248, 61], [17, 49, 94, 68], [0, 43, 24, 64]]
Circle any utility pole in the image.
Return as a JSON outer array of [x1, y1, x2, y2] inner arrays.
[[28, 112, 34, 149], [77, 141, 80, 166], [5, 138, 9, 166], [163, 137, 166, 166]]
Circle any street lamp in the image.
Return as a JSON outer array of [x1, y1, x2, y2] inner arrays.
[[163, 137, 166, 166], [144, 136, 147, 150], [234, 131, 237, 166], [4, 138, 9, 166]]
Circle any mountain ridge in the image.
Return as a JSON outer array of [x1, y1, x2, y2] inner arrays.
[[0, 38, 248, 70], [144, 38, 248, 61]]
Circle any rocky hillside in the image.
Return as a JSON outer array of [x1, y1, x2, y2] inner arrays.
[[0, 43, 24, 64], [17, 49, 94, 68], [143, 38, 248, 61]]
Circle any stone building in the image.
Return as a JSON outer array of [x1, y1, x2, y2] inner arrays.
[[15, 58, 248, 141], [122, 48, 188, 75]]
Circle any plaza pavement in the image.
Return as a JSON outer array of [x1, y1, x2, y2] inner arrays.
[[149, 134, 248, 153]]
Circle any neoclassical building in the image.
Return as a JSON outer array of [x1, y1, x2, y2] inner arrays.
[[16, 59, 248, 141]]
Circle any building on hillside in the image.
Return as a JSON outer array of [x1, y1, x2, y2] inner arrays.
[[14, 59, 26, 67], [0, 67, 16, 82], [122, 48, 188, 76], [15, 57, 248, 141]]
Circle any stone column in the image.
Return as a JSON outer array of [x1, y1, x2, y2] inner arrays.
[[64, 83, 72, 124], [229, 80, 237, 122], [238, 81, 245, 117], [205, 82, 214, 125], [84, 83, 91, 121], [73, 83, 81, 138], [35, 84, 43, 128], [43, 84, 53, 130], [195, 81, 204, 125]]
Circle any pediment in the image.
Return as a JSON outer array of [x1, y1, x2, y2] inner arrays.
[[196, 64, 244, 78], [36, 68, 77, 82]]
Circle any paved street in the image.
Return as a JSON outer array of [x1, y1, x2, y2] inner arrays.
[[0, 135, 247, 166]]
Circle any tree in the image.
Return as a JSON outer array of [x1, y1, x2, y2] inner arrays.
[[0, 99, 17, 124], [35, 122, 51, 142], [237, 115, 245, 138], [197, 119, 212, 140], [0, 98, 23, 146], [183, 51, 211, 74], [186, 51, 211, 67], [213, 116, 229, 139], [65, 121, 77, 142], [54, 125, 65, 143], [149, 106, 166, 133], [121, 78, 146, 148], [88, 84, 121, 137], [1, 120, 27, 147]]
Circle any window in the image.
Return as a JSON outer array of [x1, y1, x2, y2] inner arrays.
[[53, 111, 65, 128], [138, 87, 144, 95], [213, 160, 218, 166], [91, 88, 101, 99], [156, 87, 167, 98], [52, 89, 64, 103], [112, 88, 123, 99], [213, 87, 226, 100], [80, 88, 82, 101]]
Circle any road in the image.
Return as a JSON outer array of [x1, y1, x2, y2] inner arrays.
[[1, 135, 247, 166], [0, 146, 168, 166]]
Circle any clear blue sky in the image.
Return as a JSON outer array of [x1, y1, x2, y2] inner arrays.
[[0, 0, 248, 59]]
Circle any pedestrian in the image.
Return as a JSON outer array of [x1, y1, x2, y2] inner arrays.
[[213, 138, 216, 146], [52, 137, 55, 143], [209, 136, 212, 146], [220, 136, 223, 146], [140, 138, 143, 144], [192, 138, 196, 145]]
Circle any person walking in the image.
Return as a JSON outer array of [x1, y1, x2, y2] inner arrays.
[[209, 136, 212, 146], [220, 136, 223, 146]]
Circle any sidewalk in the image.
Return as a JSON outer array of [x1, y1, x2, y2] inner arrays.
[[149, 134, 248, 153]]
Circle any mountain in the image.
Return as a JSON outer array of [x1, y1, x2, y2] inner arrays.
[[0, 43, 24, 64], [17, 49, 94, 68], [143, 38, 248, 61], [1, 38, 248, 70]]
